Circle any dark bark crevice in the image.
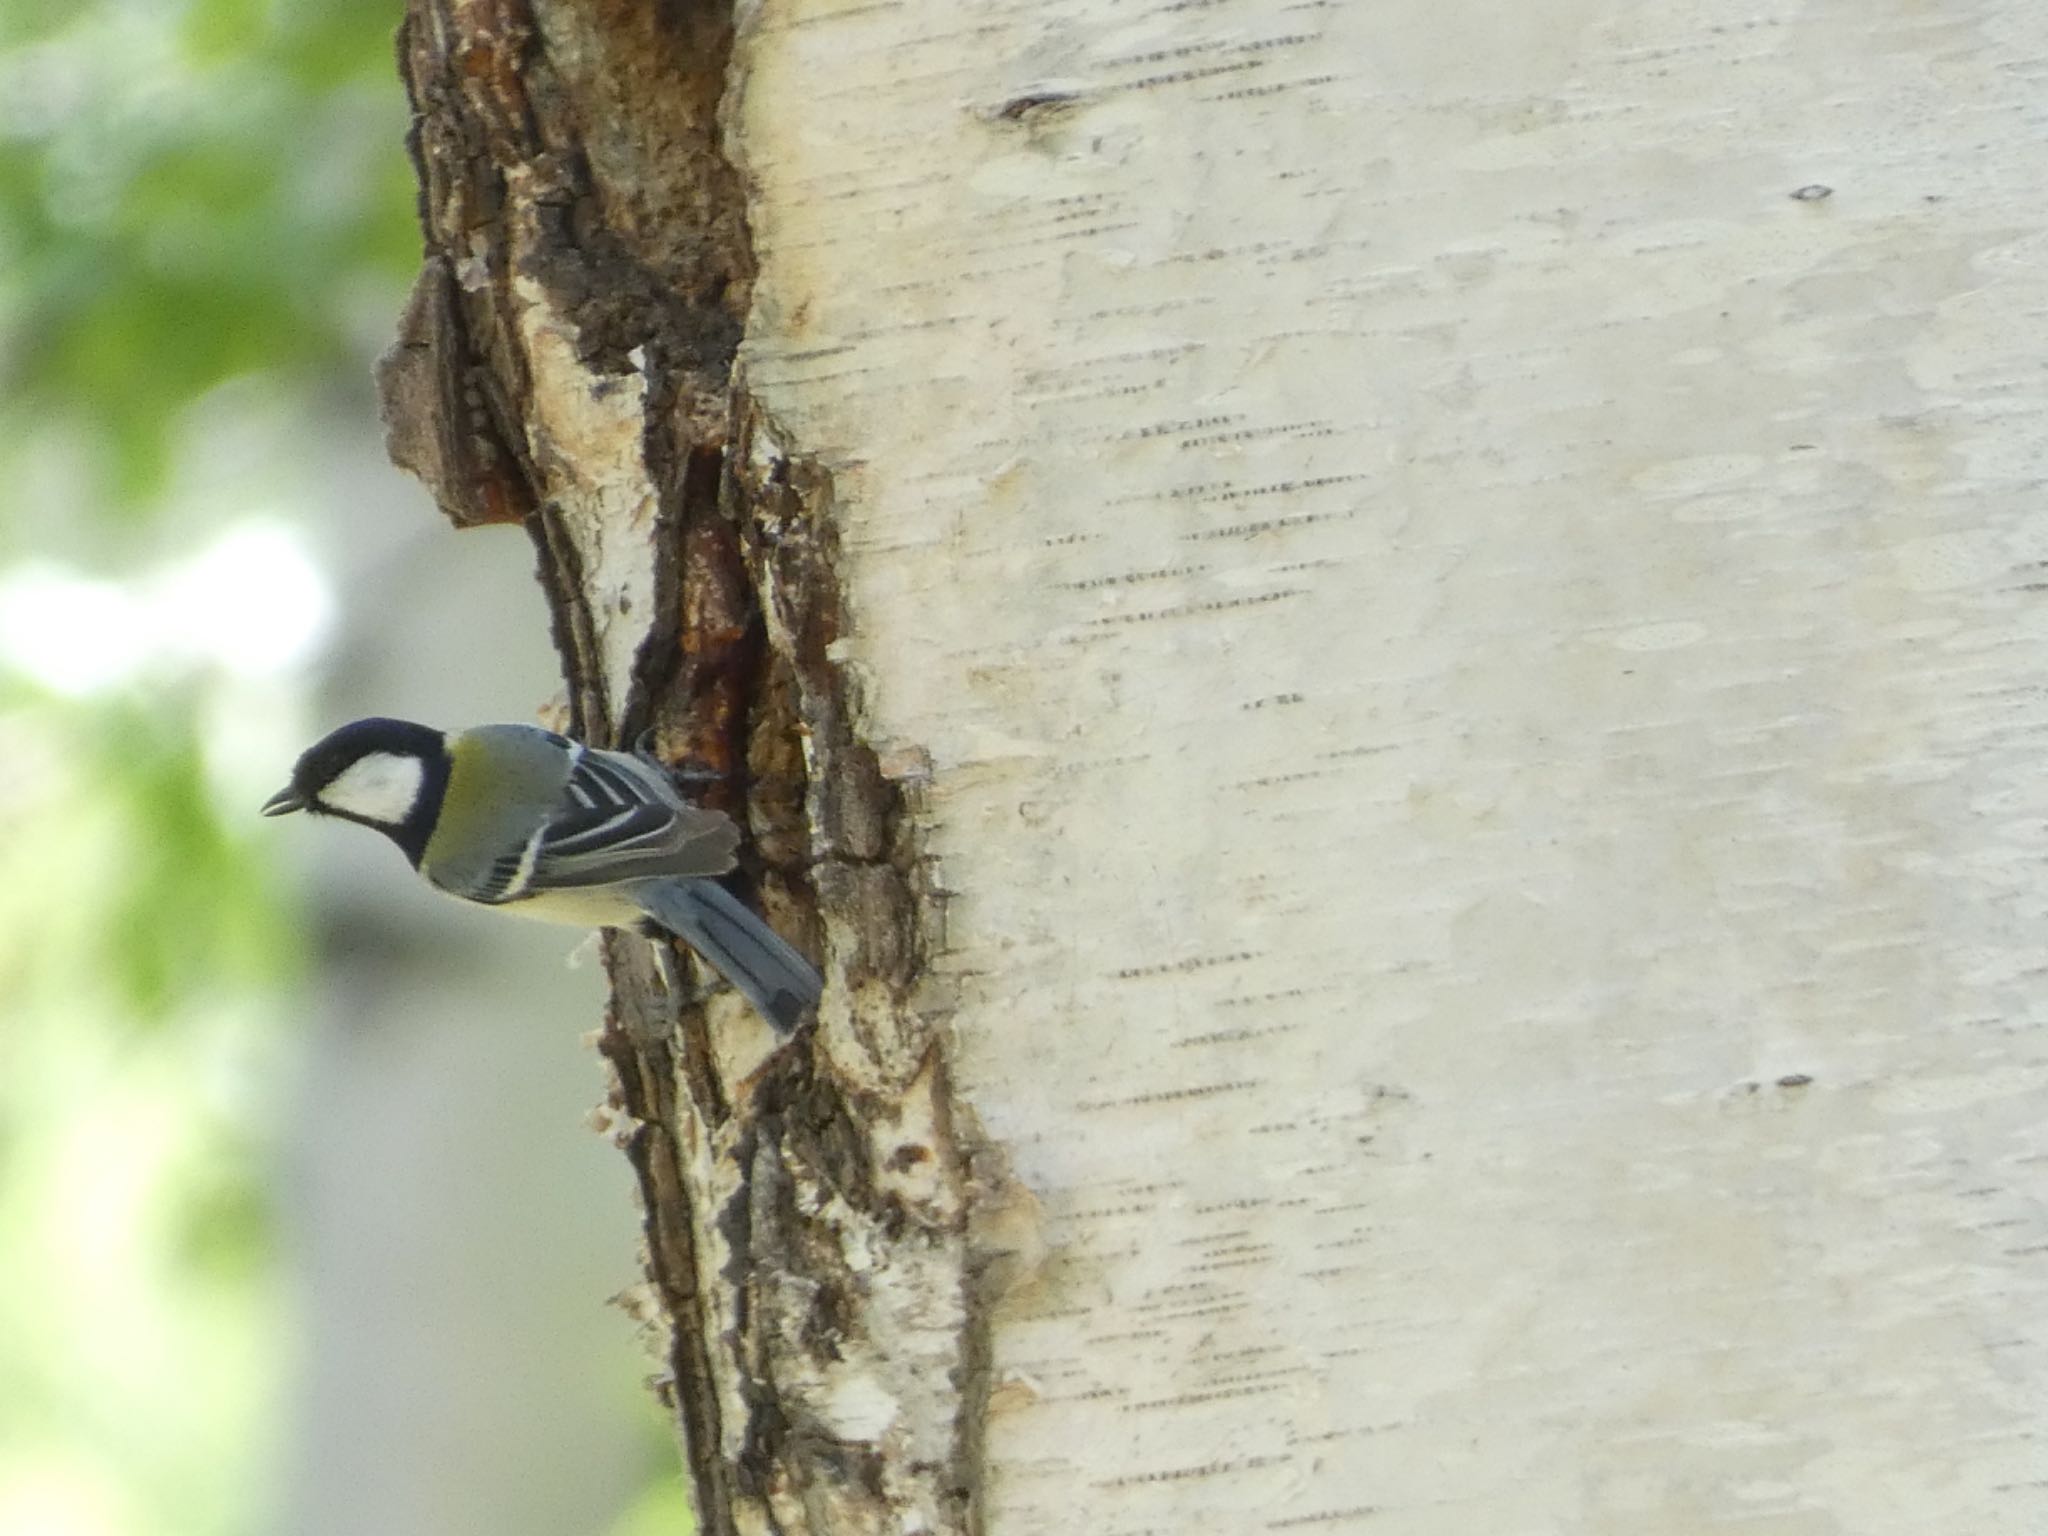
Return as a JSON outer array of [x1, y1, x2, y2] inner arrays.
[[376, 3, 984, 1532]]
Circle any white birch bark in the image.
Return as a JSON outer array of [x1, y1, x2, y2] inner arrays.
[[726, 1, 2048, 1528]]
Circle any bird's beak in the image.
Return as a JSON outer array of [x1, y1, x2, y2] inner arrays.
[[260, 786, 307, 817]]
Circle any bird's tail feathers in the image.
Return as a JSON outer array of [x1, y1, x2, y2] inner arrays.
[[631, 878, 821, 1035]]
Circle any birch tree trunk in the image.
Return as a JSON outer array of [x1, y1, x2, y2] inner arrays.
[[380, 1, 2048, 1532]]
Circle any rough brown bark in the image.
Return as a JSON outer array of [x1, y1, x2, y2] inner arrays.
[[376, 4, 1004, 1531]]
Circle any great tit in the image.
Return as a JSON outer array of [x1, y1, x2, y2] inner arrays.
[[261, 717, 821, 1033]]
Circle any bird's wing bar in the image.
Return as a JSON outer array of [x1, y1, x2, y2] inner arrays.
[[541, 750, 673, 858], [525, 746, 741, 890]]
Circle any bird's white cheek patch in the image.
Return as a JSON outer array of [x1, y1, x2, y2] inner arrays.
[[319, 752, 425, 826]]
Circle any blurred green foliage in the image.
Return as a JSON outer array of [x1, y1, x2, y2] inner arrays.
[[610, 1476, 699, 1536], [0, 0, 418, 522], [0, 688, 299, 1536], [0, 690, 300, 1020], [0, 4, 694, 1533], [0, 3, 412, 1534]]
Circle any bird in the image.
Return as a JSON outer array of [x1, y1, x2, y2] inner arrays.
[[260, 717, 821, 1033]]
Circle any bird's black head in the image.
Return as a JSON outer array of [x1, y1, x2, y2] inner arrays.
[[261, 716, 451, 865]]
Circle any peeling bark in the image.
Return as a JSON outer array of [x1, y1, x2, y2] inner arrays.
[[378, 3, 1002, 1532]]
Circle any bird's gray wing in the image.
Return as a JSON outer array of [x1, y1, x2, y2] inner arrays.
[[522, 745, 741, 891]]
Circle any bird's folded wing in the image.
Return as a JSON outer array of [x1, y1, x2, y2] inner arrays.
[[527, 748, 741, 889]]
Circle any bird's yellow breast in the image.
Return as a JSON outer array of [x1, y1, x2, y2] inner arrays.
[[495, 884, 650, 930]]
